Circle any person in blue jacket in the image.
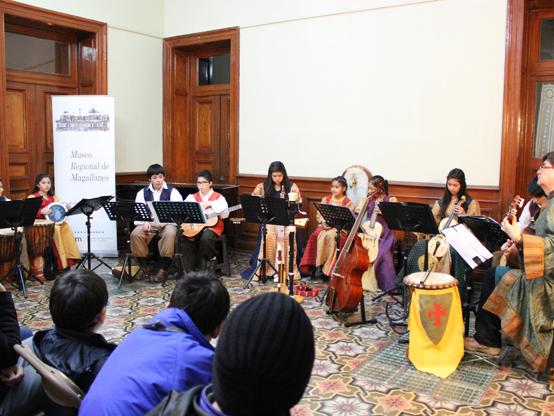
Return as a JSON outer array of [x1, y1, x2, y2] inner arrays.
[[78, 271, 230, 416]]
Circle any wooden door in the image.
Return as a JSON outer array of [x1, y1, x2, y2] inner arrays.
[[519, 8, 554, 192], [190, 94, 230, 182], [4, 82, 77, 199], [164, 34, 236, 183], [35, 84, 77, 177], [5, 81, 35, 199]]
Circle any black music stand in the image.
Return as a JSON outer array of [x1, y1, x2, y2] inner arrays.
[[0, 197, 42, 297], [149, 201, 206, 283], [458, 215, 508, 251], [378, 202, 439, 333], [314, 203, 356, 304], [69, 196, 114, 272], [103, 201, 151, 288], [150, 201, 205, 225], [241, 195, 291, 288]]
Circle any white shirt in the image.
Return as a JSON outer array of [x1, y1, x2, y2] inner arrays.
[[184, 189, 228, 217], [518, 200, 533, 230], [134, 181, 183, 225]]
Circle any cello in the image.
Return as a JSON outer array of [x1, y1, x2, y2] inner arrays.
[[326, 189, 380, 313]]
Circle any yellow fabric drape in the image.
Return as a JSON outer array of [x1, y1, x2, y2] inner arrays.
[[407, 286, 464, 378]]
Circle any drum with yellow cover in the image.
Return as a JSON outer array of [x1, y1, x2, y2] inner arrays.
[[403, 271, 464, 378]]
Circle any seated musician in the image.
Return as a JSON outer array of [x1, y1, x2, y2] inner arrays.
[[130, 163, 183, 282], [241, 161, 302, 281], [464, 152, 554, 382], [299, 176, 354, 280], [0, 178, 30, 274], [399, 168, 480, 299], [432, 168, 481, 224], [28, 173, 80, 281], [181, 170, 228, 272], [518, 176, 547, 230], [358, 175, 398, 292]]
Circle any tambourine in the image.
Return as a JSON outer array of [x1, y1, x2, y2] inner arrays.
[[46, 202, 67, 224]]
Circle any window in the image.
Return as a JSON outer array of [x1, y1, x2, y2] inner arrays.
[[5, 31, 70, 75], [198, 54, 230, 85]]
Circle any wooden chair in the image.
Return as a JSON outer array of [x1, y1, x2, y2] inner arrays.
[[14, 344, 84, 409]]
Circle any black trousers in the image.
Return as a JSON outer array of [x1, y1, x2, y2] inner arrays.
[[473, 267, 502, 348], [180, 228, 220, 272]]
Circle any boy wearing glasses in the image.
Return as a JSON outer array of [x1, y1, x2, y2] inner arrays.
[[131, 164, 183, 282], [182, 170, 228, 272]]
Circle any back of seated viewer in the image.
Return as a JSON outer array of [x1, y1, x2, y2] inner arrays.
[[78, 271, 230, 416]]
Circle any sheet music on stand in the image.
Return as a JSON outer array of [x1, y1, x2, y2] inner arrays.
[[458, 215, 509, 250], [441, 224, 492, 269]]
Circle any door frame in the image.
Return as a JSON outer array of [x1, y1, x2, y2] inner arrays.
[[500, 0, 554, 209], [163, 27, 239, 183], [0, 0, 107, 195]]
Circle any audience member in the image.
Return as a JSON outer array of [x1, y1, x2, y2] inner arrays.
[[32, 269, 115, 393], [79, 271, 230, 416], [148, 292, 315, 416], [0, 282, 43, 416]]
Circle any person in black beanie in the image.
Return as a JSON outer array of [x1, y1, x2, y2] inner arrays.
[[147, 292, 315, 416]]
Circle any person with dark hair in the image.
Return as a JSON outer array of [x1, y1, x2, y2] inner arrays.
[[0, 282, 44, 416], [299, 176, 354, 280], [28, 173, 80, 281], [147, 292, 315, 416], [79, 271, 231, 416], [244, 161, 302, 280], [397, 169, 481, 300], [432, 168, 480, 225], [130, 163, 183, 282], [31, 269, 115, 394], [358, 175, 398, 292], [181, 170, 228, 272], [518, 176, 548, 230], [465, 153, 554, 382]]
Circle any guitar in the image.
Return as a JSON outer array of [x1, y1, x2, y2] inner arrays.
[[360, 200, 382, 263], [499, 195, 525, 268], [427, 196, 466, 259], [180, 204, 242, 238]]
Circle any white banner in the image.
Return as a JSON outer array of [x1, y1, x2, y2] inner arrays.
[[52, 96, 117, 256]]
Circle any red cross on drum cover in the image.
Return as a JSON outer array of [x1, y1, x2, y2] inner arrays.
[[428, 303, 448, 326], [418, 292, 453, 345]]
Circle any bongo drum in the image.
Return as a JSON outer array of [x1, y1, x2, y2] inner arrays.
[[25, 220, 55, 257], [0, 234, 17, 264], [403, 271, 458, 290], [403, 271, 464, 378]]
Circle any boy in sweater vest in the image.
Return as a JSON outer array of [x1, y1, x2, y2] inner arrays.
[[130, 164, 183, 282]]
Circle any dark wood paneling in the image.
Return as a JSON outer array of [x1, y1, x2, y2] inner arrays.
[[500, 0, 526, 212], [236, 174, 501, 251], [5, 82, 34, 199], [116, 172, 148, 184], [0, 0, 107, 197]]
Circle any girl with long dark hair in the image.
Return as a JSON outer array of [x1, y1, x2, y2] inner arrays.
[[432, 168, 480, 225], [246, 161, 302, 280], [28, 173, 80, 280], [299, 176, 353, 279]]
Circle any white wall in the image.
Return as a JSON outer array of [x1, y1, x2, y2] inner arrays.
[[16, 0, 164, 172], [165, 0, 508, 187]]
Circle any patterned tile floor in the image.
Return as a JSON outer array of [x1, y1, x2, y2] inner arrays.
[[10, 254, 554, 416]]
